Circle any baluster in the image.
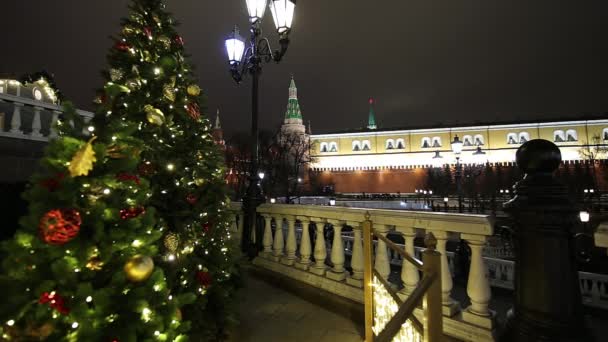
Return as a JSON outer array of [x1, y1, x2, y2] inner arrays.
[[282, 215, 297, 265], [327, 219, 346, 281], [272, 216, 285, 261], [310, 218, 328, 275], [262, 215, 273, 257], [295, 217, 312, 270], [399, 227, 420, 296], [9, 102, 24, 134], [435, 231, 460, 316], [30, 107, 43, 137], [461, 235, 493, 328], [374, 225, 391, 280], [346, 222, 364, 287], [49, 110, 61, 138]]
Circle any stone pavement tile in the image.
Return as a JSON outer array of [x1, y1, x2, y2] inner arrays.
[[317, 328, 363, 342]]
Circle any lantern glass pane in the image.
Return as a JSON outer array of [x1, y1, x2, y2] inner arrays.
[[225, 37, 245, 64], [246, 0, 267, 22], [270, 0, 295, 33]]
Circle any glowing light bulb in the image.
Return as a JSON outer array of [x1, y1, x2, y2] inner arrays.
[[167, 164, 175, 171], [87, 126, 95, 132], [85, 296, 92, 303], [103, 188, 111, 195], [153, 67, 161, 75], [71, 322, 79, 329], [132, 239, 142, 247], [7, 320, 15, 326]]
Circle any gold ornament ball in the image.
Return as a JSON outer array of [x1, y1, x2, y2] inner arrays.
[[124, 255, 154, 282], [86, 256, 104, 271], [187, 84, 201, 97], [164, 232, 179, 253], [144, 105, 165, 125], [194, 178, 205, 186], [158, 35, 171, 49]]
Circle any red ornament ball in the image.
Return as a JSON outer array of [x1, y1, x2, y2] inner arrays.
[[114, 41, 131, 52], [138, 162, 155, 177], [116, 173, 141, 185], [40, 173, 65, 192], [39, 209, 81, 245], [196, 271, 212, 287], [39, 291, 70, 315], [202, 222, 211, 234], [173, 35, 184, 46], [120, 207, 145, 220], [186, 194, 198, 205]]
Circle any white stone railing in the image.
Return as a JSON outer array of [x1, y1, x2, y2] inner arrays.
[[595, 222, 608, 255], [0, 93, 94, 141], [254, 204, 496, 341]]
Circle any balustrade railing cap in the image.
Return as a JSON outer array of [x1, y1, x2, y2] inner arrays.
[[516, 139, 561, 174]]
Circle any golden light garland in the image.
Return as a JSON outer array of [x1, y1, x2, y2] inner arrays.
[[372, 275, 422, 342]]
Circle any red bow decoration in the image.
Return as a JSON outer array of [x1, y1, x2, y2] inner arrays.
[[116, 173, 141, 185], [114, 41, 131, 52], [196, 271, 212, 287], [173, 35, 184, 46], [39, 291, 70, 315], [120, 207, 145, 220], [186, 103, 200, 121], [40, 173, 65, 192]]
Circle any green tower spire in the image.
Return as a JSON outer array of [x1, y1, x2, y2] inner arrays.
[[367, 97, 377, 130], [285, 75, 303, 120]]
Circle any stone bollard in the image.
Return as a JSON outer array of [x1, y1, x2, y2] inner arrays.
[[500, 139, 592, 342]]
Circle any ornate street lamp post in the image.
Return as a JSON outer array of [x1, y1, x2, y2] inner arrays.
[[451, 135, 464, 213], [224, 0, 296, 255]]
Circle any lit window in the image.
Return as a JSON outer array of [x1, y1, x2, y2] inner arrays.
[[507, 133, 518, 145], [463, 135, 473, 146], [474, 134, 484, 146], [431, 137, 442, 148], [519, 132, 530, 144], [320, 142, 328, 153], [421, 137, 431, 148], [352, 140, 361, 151], [362, 140, 371, 151], [554, 130, 565, 142], [566, 129, 577, 142], [329, 142, 338, 152], [386, 139, 394, 150], [396, 139, 405, 149], [603, 128, 608, 141]]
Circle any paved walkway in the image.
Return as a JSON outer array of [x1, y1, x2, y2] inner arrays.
[[229, 273, 363, 342]]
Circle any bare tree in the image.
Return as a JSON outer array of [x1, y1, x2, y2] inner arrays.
[[260, 128, 316, 203]]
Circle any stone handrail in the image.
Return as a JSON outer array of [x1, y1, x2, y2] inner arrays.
[[254, 203, 495, 341], [226, 202, 244, 243], [595, 222, 608, 254], [0, 92, 94, 141]]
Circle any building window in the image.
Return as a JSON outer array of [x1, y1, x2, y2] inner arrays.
[[474, 134, 485, 146], [320, 142, 328, 153], [421, 137, 431, 148], [386, 139, 395, 150], [329, 142, 338, 152], [362, 140, 371, 151], [396, 139, 405, 149], [432, 137, 442, 148], [507, 133, 518, 145], [554, 130, 565, 142], [463, 135, 473, 146], [566, 129, 577, 142], [352, 140, 361, 151], [603, 128, 608, 141], [519, 132, 530, 144]]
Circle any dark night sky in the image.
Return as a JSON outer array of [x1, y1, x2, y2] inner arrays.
[[2, 1, 608, 136]]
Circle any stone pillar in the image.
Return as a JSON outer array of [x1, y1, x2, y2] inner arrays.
[[461, 234, 493, 329], [282, 215, 297, 265], [272, 216, 284, 261], [49, 110, 61, 138], [262, 215, 273, 257], [399, 227, 420, 295], [295, 217, 312, 270], [346, 222, 364, 287], [374, 225, 391, 280], [9, 102, 24, 134], [30, 107, 43, 138], [500, 139, 592, 342], [435, 230, 460, 316], [310, 219, 328, 275], [327, 220, 347, 281]]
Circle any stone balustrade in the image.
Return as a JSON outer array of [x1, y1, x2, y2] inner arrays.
[[226, 202, 244, 244], [595, 222, 608, 255], [0, 93, 94, 141], [254, 203, 496, 341]]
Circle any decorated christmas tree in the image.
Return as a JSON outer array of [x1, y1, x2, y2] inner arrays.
[[0, 0, 239, 340]]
